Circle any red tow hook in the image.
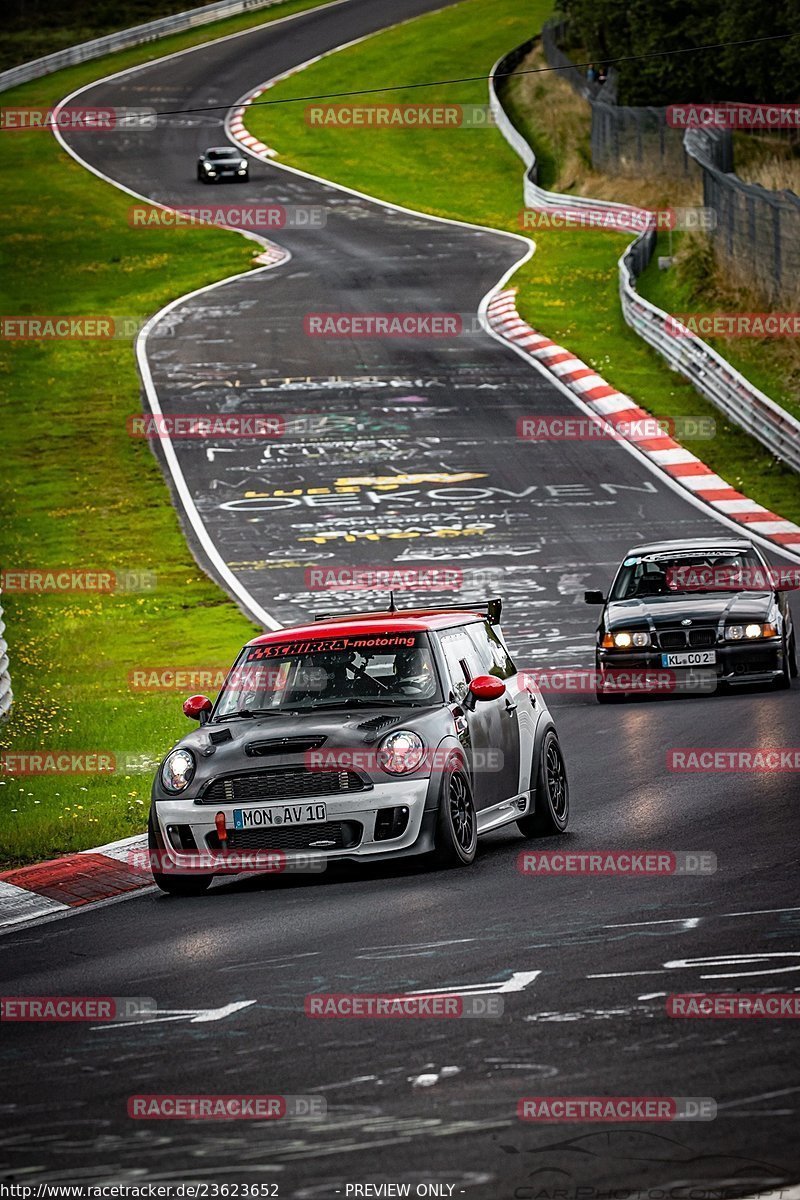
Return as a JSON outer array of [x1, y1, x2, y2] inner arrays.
[[215, 810, 228, 848]]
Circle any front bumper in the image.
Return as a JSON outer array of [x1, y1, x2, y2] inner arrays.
[[152, 777, 435, 874], [597, 639, 785, 691]]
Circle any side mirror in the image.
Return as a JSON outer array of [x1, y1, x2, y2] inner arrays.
[[584, 590, 606, 604], [183, 694, 212, 724], [466, 675, 506, 708]]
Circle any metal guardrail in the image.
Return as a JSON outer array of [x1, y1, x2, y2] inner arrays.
[[488, 45, 800, 474], [0, 0, 287, 94], [0, 592, 12, 721]]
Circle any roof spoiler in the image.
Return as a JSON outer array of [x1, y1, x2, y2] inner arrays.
[[314, 596, 503, 624]]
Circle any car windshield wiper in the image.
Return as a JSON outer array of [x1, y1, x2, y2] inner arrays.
[[302, 698, 397, 709], [213, 708, 285, 722]]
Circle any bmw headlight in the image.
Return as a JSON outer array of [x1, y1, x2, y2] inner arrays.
[[161, 748, 195, 793], [727, 623, 777, 640], [607, 630, 649, 649], [377, 730, 425, 775], [239, 160, 247, 169]]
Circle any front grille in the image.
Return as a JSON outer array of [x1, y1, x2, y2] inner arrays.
[[209, 821, 363, 851], [200, 767, 368, 805], [658, 627, 717, 650]]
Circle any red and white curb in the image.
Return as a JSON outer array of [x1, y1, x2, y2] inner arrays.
[[228, 85, 277, 160], [0, 834, 150, 930], [487, 290, 800, 551]]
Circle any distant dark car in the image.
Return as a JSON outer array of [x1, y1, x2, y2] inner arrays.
[[148, 599, 569, 895], [197, 146, 249, 182], [585, 537, 797, 702]]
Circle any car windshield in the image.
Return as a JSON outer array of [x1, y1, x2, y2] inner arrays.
[[213, 632, 442, 716], [610, 549, 767, 599], [205, 149, 240, 160]]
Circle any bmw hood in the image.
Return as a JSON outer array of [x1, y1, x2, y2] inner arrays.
[[605, 592, 773, 629]]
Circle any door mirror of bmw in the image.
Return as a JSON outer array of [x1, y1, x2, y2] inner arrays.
[[584, 590, 606, 604], [465, 675, 506, 710], [183, 694, 213, 724]]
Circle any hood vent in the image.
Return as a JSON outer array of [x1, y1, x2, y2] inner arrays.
[[245, 735, 327, 757], [356, 714, 398, 733]]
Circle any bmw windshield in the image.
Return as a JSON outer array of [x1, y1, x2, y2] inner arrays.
[[213, 632, 442, 717], [610, 549, 767, 599]]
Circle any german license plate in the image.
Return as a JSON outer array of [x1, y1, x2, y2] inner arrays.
[[233, 803, 327, 829], [661, 651, 716, 667]]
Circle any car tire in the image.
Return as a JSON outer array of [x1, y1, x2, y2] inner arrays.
[[432, 758, 477, 868], [596, 688, 625, 704], [148, 810, 213, 896], [517, 729, 569, 838], [772, 630, 796, 690]]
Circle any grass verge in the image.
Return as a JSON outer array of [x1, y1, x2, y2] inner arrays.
[[247, 12, 799, 525], [0, 0, 333, 866]]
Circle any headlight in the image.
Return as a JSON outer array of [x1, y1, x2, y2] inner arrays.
[[161, 749, 195, 793], [603, 630, 649, 649], [377, 730, 425, 775], [727, 623, 777, 640], [239, 160, 247, 169]]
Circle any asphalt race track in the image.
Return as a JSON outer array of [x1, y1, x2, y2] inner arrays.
[[2, 0, 799, 1194]]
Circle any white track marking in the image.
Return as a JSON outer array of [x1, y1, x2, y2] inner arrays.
[[405, 970, 541, 997], [93, 999, 256, 1029]]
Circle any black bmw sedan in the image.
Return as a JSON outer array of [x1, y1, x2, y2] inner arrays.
[[197, 145, 249, 182], [585, 537, 797, 702]]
